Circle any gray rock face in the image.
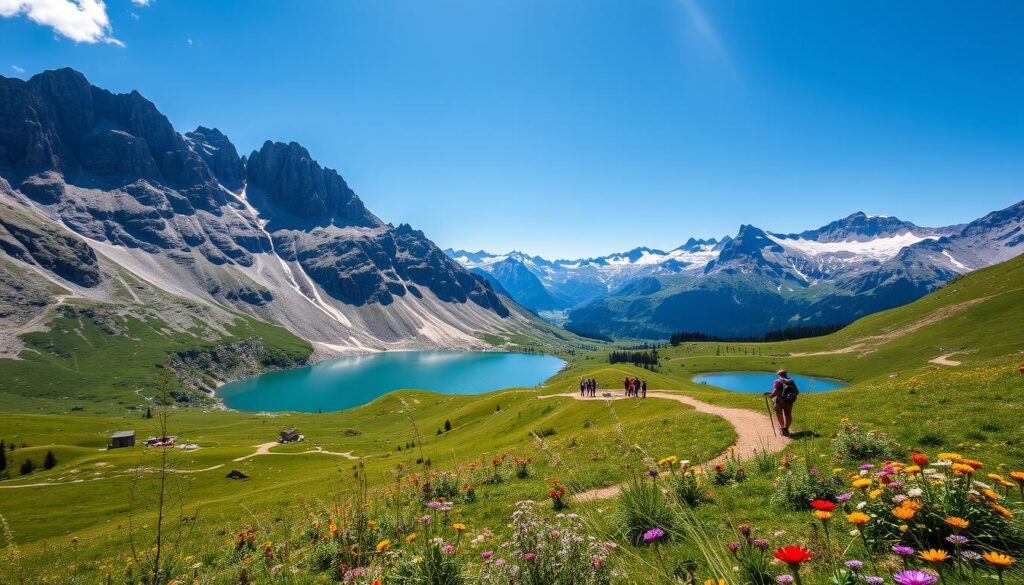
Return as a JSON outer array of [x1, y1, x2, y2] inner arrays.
[[246, 141, 368, 225], [0, 68, 510, 341], [0, 186, 99, 287], [184, 126, 245, 191]]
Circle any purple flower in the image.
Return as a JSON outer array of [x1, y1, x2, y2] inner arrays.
[[643, 528, 665, 543], [750, 538, 769, 550], [888, 481, 904, 489], [420, 515, 432, 525], [945, 535, 968, 545], [860, 464, 875, 470], [776, 576, 794, 584], [646, 469, 658, 478], [443, 544, 455, 554], [495, 558, 506, 566], [482, 550, 493, 560], [728, 541, 742, 553], [524, 552, 537, 560], [864, 577, 884, 585], [961, 550, 982, 562], [892, 570, 938, 585], [845, 560, 864, 570], [837, 492, 854, 502], [892, 545, 915, 557], [810, 467, 820, 475], [427, 501, 441, 509]]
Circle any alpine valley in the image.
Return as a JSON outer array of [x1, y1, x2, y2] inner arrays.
[[447, 201, 1024, 338], [0, 69, 569, 406]]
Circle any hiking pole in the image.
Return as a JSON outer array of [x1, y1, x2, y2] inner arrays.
[[763, 394, 777, 437]]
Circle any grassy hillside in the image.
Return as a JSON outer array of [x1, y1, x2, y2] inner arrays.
[[0, 255, 1022, 584]]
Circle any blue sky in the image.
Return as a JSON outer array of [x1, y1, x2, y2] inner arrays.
[[3, 1, 1023, 259]]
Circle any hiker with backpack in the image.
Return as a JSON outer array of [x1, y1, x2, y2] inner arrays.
[[767, 369, 799, 437]]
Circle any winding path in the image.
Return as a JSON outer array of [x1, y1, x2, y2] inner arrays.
[[540, 390, 791, 501], [929, 352, 963, 366], [232, 442, 358, 462]]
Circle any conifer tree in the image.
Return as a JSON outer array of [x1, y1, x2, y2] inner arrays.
[[44, 450, 57, 470]]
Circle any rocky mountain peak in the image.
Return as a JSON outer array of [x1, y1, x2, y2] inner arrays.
[[792, 212, 921, 242], [184, 126, 245, 191], [245, 140, 371, 226]]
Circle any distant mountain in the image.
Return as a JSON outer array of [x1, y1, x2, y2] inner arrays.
[[450, 206, 1024, 338], [445, 238, 723, 311], [0, 68, 550, 357]]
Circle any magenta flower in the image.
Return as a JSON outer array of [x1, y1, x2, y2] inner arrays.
[[643, 527, 665, 543], [892, 570, 938, 585], [481, 550, 493, 560], [524, 552, 537, 560], [776, 576, 794, 584], [892, 545, 915, 556]]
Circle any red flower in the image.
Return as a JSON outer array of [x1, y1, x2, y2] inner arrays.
[[774, 546, 814, 566], [809, 500, 836, 511], [911, 452, 929, 465]]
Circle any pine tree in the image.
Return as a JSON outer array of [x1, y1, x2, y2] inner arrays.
[[444, 419, 452, 432], [144, 407, 152, 419], [20, 458, 34, 475], [0, 440, 6, 472], [44, 450, 57, 470]]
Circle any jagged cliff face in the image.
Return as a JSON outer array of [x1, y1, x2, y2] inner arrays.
[[0, 68, 518, 354]]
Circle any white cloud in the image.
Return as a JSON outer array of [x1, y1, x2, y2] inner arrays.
[[11, 65, 26, 73], [130, 0, 149, 5], [186, 37, 192, 46], [0, 0, 124, 46]]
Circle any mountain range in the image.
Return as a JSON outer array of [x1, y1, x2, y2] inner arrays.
[[448, 202, 1024, 338], [0, 68, 550, 361]]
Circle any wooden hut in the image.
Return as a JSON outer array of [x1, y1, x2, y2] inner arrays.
[[111, 430, 136, 449]]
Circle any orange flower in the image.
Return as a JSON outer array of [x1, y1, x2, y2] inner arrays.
[[961, 459, 983, 470], [892, 507, 915, 521], [903, 499, 924, 511], [952, 463, 975, 476], [847, 512, 870, 526], [989, 503, 1013, 519], [944, 516, 969, 530], [911, 452, 929, 465], [1009, 471, 1024, 484], [983, 551, 1015, 569], [919, 549, 950, 564], [904, 465, 921, 474], [813, 510, 832, 521]]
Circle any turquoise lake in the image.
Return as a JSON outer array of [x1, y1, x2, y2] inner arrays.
[[218, 351, 565, 412], [692, 372, 848, 394]]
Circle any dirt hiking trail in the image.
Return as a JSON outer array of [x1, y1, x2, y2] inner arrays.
[[540, 390, 791, 501]]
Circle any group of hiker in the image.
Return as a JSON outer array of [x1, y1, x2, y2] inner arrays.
[[623, 376, 647, 398], [579, 378, 600, 397]]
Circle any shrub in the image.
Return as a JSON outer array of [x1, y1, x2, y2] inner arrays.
[[615, 474, 679, 545], [668, 467, 709, 508], [533, 427, 556, 438], [388, 541, 464, 585], [480, 501, 614, 585], [43, 450, 56, 470], [832, 419, 903, 461], [771, 461, 843, 509], [19, 459, 33, 475], [752, 449, 776, 475]]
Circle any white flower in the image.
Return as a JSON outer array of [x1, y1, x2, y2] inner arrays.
[[907, 488, 923, 497], [856, 501, 867, 510]]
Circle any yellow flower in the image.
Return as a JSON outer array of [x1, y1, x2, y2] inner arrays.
[[945, 516, 969, 530], [405, 532, 417, 543], [813, 510, 832, 521], [892, 507, 915, 521], [981, 488, 1000, 501], [952, 463, 975, 476], [847, 512, 870, 526], [987, 473, 1006, 482], [367, 519, 378, 529], [1009, 471, 1024, 484], [375, 539, 391, 553], [938, 452, 962, 462], [704, 580, 727, 585], [868, 489, 883, 500], [899, 524, 909, 533], [983, 551, 1015, 569], [961, 458, 983, 470], [904, 465, 921, 474], [919, 549, 950, 563], [452, 522, 466, 532], [852, 478, 872, 489]]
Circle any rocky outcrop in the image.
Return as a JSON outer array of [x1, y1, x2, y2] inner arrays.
[[184, 126, 246, 191], [168, 337, 310, 398], [0, 189, 99, 287], [246, 141, 368, 225]]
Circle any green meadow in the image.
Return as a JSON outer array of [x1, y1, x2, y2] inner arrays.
[[1, 256, 1023, 584]]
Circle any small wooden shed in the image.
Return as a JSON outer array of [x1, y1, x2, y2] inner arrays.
[[111, 430, 136, 449], [279, 428, 301, 443]]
